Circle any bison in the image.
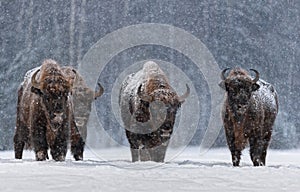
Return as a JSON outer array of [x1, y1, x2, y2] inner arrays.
[[14, 59, 85, 161], [61, 66, 104, 142], [119, 61, 190, 162], [219, 67, 278, 166]]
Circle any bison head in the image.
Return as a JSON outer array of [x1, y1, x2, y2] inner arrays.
[[219, 67, 260, 120], [31, 60, 73, 128], [134, 83, 190, 125], [61, 66, 104, 100]]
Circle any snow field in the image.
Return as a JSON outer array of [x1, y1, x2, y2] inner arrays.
[[0, 147, 299, 192]]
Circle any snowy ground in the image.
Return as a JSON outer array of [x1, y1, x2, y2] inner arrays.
[[0, 147, 300, 192]]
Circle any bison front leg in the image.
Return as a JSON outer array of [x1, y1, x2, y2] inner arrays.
[[231, 150, 242, 166], [149, 144, 168, 162], [139, 148, 151, 161], [249, 130, 272, 166], [126, 130, 141, 162], [249, 136, 264, 166], [50, 142, 67, 161], [224, 121, 241, 166], [32, 126, 49, 161]]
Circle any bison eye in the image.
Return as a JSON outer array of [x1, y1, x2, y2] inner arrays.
[[140, 100, 150, 107]]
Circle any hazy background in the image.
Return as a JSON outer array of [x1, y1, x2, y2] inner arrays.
[[0, 0, 299, 150]]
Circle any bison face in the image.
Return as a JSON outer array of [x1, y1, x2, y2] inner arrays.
[[134, 98, 151, 123], [42, 92, 69, 126], [219, 68, 260, 120], [134, 83, 189, 125], [225, 78, 259, 105], [31, 69, 72, 129]]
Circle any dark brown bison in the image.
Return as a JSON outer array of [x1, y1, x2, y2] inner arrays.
[[119, 61, 190, 162], [219, 67, 278, 166], [61, 66, 104, 142], [14, 59, 85, 161]]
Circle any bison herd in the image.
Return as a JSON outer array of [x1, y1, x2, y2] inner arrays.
[[13, 59, 278, 166]]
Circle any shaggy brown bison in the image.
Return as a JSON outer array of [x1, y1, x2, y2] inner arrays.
[[62, 66, 104, 142], [219, 67, 278, 166], [14, 59, 85, 161], [119, 61, 190, 162]]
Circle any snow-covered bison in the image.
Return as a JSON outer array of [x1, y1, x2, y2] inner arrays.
[[14, 59, 85, 161], [61, 66, 104, 142], [219, 67, 278, 166], [119, 61, 190, 162]]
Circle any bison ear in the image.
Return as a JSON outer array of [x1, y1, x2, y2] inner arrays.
[[218, 81, 226, 90], [252, 83, 260, 92]]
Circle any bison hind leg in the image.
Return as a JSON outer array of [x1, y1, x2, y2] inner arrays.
[[71, 137, 85, 161], [14, 125, 29, 159], [14, 141, 25, 159], [249, 136, 269, 166], [14, 133, 25, 159]]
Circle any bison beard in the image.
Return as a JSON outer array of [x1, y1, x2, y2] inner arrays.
[[119, 61, 189, 162], [14, 59, 85, 161], [219, 67, 278, 166]]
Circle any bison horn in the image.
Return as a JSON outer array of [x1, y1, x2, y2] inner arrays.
[[221, 68, 231, 80], [179, 84, 190, 103], [71, 69, 79, 87], [31, 69, 40, 89], [94, 83, 104, 99], [250, 69, 259, 83]]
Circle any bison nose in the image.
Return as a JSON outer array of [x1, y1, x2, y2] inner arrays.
[[134, 110, 150, 123], [54, 104, 64, 113], [52, 112, 63, 124], [161, 129, 171, 137]]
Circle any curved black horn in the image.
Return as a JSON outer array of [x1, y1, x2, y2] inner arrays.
[[137, 84, 152, 102], [71, 69, 80, 86], [221, 68, 231, 80], [250, 69, 259, 83], [31, 69, 40, 89], [94, 83, 104, 99], [179, 84, 190, 103]]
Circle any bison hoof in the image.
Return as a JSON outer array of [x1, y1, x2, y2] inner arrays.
[[232, 156, 240, 166], [74, 155, 83, 161], [36, 151, 47, 161], [253, 158, 265, 166], [53, 155, 66, 161], [15, 153, 23, 159]]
